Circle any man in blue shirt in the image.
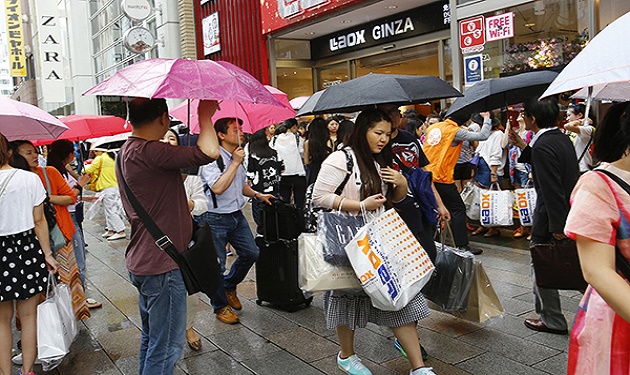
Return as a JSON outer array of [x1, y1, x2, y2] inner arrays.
[[199, 118, 273, 324]]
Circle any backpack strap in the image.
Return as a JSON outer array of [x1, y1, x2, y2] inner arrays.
[[334, 148, 354, 195], [203, 155, 226, 209]]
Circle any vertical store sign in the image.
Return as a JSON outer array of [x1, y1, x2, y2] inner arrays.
[[4, 0, 26, 76], [36, 0, 65, 102], [202, 11, 220, 56]]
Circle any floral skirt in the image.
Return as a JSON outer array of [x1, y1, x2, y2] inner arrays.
[[568, 286, 630, 375], [0, 229, 48, 301]]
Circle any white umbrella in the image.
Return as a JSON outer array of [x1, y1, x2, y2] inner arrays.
[[541, 10, 630, 99], [571, 82, 630, 102], [289, 96, 310, 110], [88, 132, 132, 150]]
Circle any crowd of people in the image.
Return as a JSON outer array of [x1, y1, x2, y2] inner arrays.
[[0, 93, 629, 375]]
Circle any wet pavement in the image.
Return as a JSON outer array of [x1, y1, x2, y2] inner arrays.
[[13, 207, 580, 375]]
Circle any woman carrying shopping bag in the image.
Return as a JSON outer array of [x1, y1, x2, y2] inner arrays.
[[0, 133, 59, 375], [312, 109, 435, 375]]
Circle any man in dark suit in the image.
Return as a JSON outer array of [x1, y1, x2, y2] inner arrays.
[[510, 97, 579, 335]]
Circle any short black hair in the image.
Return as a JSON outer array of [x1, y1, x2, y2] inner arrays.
[[523, 97, 559, 129], [594, 102, 630, 163], [214, 117, 243, 135], [281, 118, 298, 129], [128, 98, 168, 128], [448, 111, 471, 125]]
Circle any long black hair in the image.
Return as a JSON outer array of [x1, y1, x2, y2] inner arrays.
[[8, 140, 34, 171], [47, 139, 75, 178], [337, 119, 354, 147], [307, 117, 330, 165], [594, 102, 630, 163], [347, 108, 393, 200], [249, 128, 277, 159]]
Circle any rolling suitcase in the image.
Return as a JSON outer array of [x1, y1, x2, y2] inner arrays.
[[257, 198, 304, 241], [255, 237, 313, 312]]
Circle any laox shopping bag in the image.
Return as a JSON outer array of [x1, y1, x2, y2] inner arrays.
[[346, 209, 435, 311], [479, 184, 514, 227], [514, 186, 537, 227], [38, 273, 78, 369]]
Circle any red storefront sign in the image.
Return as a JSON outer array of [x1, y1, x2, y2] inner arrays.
[[459, 16, 485, 53], [260, 0, 362, 34]]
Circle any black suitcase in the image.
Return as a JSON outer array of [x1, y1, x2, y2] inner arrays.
[[257, 198, 304, 241], [255, 237, 313, 312]]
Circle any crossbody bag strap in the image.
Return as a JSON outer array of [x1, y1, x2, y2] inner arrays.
[[593, 169, 630, 281], [41, 167, 52, 195], [115, 156, 183, 259], [334, 148, 354, 195], [577, 130, 593, 163]]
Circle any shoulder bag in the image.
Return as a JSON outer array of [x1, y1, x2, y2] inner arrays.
[[116, 157, 222, 297], [41, 167, 68, 252]]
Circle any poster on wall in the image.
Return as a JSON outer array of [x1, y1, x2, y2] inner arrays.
[[464, 54, 483, 86], [485, 12, 514, 41], [202, 12, 220, 56], [4, 0, 26, 77]]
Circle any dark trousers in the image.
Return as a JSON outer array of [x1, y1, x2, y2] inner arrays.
[[279, 175, 306, 209], [434, 182, 468, 247]]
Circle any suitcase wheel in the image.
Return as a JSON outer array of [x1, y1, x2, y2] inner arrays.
[[304, 297, 313, 307]]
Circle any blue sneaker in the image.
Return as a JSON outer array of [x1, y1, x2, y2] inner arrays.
[[337, 353, 372, 375], [394, 338, 428, 361]]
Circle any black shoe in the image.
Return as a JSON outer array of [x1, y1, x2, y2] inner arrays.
[[461, 245, 483, 255]]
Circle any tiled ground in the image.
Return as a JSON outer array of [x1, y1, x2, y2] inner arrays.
[[12, 207, 580, 375]]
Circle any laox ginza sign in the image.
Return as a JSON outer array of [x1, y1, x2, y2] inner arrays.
[[329, 17, 415, 52]]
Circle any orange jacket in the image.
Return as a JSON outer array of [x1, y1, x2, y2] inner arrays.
[[423, 119, 463, 184], [36, 166, 76, 240]]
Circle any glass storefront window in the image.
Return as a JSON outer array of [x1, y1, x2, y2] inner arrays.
[[316, 62, 349, 91], [275, 39, 311, 60], [276, 67, 313, 99], [356, 42, 440, 77]]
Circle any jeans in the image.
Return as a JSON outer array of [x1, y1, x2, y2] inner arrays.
[[251, 197, 262, 227], [197, 211, 260, 312], [71, 213, 86, 287], [129, 270, 187, 375], [475, 158, 502, 188]]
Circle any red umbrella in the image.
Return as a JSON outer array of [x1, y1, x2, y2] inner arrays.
[[33, 115, 128, 145]]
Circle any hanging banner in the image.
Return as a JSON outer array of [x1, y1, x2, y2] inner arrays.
[[4, 0, 26, 77], [36, 0, 66, 103]]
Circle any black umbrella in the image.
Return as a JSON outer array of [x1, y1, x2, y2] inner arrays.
[[298, 74, 462, 116], [445, 70, 559, 118], [295, 90, 325, 116]]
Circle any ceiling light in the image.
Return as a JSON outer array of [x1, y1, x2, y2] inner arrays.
[[524, 22, 535, 27], [386, 5, 398, 9], [305, 31, 316, 35], [340, 20, 352, 24]]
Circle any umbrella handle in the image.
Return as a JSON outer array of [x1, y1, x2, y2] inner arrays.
[[583, 86, 593, 127]]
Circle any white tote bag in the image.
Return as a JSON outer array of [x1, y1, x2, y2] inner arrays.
[[514, 184, 537, 227], [297, 233, 362, 293], [38, 273, 78, 367], [479, 184, 514, 227], [346, 209, 435, 311]]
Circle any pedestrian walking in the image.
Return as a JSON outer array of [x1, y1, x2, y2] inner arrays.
[[271, 120, 306, 208]]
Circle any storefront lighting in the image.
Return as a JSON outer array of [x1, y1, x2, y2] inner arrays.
[[305, 31, 316, 35], [386, 5, 398, 10], [383, 44, 396, 50], [340, 20, 352, 24], [524, 23, 536, 27]]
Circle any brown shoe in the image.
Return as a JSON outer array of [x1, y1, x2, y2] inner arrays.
[[186, 327, 202, 351], [225, 289, 242, 311], [216, 306, 240, 324], [524, 319, 568, 335]]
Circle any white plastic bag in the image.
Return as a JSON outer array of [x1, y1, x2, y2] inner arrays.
[[479, 184, 514, 227], [514, 186, 537, 227], [346, 209, 435, 311], [461, 182, 481, 220], [37, 272, 78, 370], [297, 233, 361, 293]]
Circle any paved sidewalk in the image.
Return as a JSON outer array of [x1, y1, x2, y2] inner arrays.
[[13, 207, 580, 375]]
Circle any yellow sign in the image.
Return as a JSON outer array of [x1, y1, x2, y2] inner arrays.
[[5, 0, 26, 77]]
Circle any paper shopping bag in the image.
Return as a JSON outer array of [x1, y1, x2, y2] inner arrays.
[[461, 182, 480, 220], [452, 261, 504, 322], [514, 187, 537, 227], [479, 184, 514, 227], [346, 209, 435, 311]]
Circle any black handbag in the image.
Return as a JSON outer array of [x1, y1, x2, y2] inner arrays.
[[117, 157, 222, 297], [257, 197, 304, 241], [530, 238, 587, 290]]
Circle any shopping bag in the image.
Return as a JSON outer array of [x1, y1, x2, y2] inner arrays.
[[514, 184, 536, 227], [451, 261, 504, 322], [297, 233, 361, 293], [346, 209, 435, 311], [318, 211, 365, 267], [38, 273, 78, 369], [422, 221, 475, 311], [461, 182, 480, 220], [480, 183, 514, 227]]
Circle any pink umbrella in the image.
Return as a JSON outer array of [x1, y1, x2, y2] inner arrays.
[[83, 58, 282, 107], [170, 86, 295, 134], [0, 97, 68, 141], [33, 115, 128, 145]]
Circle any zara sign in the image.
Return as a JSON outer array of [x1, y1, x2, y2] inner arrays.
[[311, 1, 449, 60], [36, 0, 65, 103]]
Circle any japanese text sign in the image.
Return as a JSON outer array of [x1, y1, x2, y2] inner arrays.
[[4, 0, 26, 76]]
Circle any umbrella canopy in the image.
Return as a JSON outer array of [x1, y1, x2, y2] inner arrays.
[[300, 74, 462, 115], [33, 115, 128, 145], [571, 82, 630, 102], [0, 98, 68, 141], [295, 90, 326, 117], [83, 58, 283, 107], [88, 132, 132, 151], [170, 85, 295, 134], [289, 96, 310, 110], [445, 70, 559, 118], [541, 10, 630, 98]]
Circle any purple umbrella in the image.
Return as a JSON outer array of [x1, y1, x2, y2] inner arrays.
[[83, 58, 282, 107], [0, 98, 68, 141]]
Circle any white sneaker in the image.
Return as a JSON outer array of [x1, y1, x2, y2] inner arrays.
[[107, 232, 126, 241], [411, 367, 437, 375], [102, 231, 114, 238], [12, 353, 42, 365]]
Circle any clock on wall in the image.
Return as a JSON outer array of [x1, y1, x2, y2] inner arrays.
[[123, 26, 154, 54]]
